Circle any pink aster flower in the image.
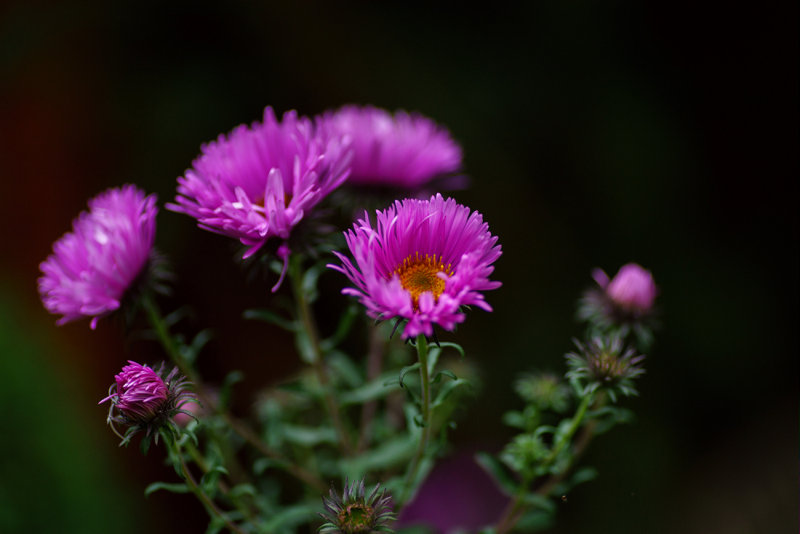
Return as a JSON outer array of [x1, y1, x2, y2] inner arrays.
[[330, 194, 501, 339], [167, 107, 351, 288], [38, 185, 157, 329], [317, 105, 463, 190], [593, 263, 657, 313]]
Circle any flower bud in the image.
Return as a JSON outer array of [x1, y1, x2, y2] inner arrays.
[[100, 361, 196, 444], [319, 478, 395, 534], [603, 263, 657, 313], [565, 336, 645, 400]]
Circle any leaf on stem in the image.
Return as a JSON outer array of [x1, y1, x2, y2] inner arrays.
[[242, 308, 298, 332]]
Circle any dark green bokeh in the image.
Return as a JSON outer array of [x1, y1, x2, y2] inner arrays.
[[0, 2, 795, 533]]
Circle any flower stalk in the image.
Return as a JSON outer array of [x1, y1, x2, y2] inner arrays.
[[400, 334, 432, 505]]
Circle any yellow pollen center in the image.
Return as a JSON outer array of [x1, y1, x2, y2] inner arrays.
[[393, 253, 453, 309]]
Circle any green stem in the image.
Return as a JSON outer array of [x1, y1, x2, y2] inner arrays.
[[168, 436, 246, 534], [495, 393, 595, 533], [142, 292, 327, 492], [400, 334, 432, 505], [288, 257, 353, 455]]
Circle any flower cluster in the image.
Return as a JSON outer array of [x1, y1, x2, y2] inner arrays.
[[330, 194, 502, 338], [100, 361, 196, 445], [38, 185, 157, 329]]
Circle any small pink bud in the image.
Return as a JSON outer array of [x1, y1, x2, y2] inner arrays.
[[100, 361, 168, 423], [605, 263, 657, 312]]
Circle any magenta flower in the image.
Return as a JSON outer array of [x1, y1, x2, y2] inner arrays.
[[167, 107, 351, 287], [330, 194, 501, 339], [38, 185, 157, 329], [100, 361, 196, 445], [593, 263, 657, 313], [318, 105, 463, 190], [101, 361, 169, 423]]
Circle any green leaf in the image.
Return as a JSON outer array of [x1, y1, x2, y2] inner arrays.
[[431, 369, 457, 384], [327, 350, 364, 388], [339, 372, 402, 406], [432, 377, 471, 407], [295, 330, 316, 364], [228, 484, 257, 499], [502, 410, 526, 429], [437, 341, 465, 358], [144, 481, 190, 497], [475, 452, 518, 496], [521, 492, 556, 511], [340, 435, 417, 474], [320, 303, 359, 352], [516, 507, 555, 531], [398, 363, 421, 388], [262, 502, 319, 530], [282, 424, 338, 446], [253, 457, 286, 475], [218, 370, 244, 411], [200, 465, 229, 496], [243, 308, 298, 332]]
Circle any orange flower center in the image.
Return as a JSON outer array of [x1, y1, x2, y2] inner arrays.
[[392, 253, 453, 309]]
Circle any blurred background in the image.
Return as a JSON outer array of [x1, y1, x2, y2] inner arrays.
[[0, 2, 796, 533]]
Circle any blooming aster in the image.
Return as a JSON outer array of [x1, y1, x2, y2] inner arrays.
[[167, 107, 351, 288], [38, 185, 157, 329], [317, 105, 463, 190], [330, 194, 501, 339]]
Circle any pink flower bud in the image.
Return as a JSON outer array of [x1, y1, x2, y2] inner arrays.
[[605, 263, 657, 312], [100, 361, 168, 423]]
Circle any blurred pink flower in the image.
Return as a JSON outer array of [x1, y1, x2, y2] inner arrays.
[[38, 185, 157, 329]]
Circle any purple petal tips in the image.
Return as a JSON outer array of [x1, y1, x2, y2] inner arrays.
[[318, 105, 463, 190], [167, 107, 352, 273], [38, 185, 157, 329], [330, 194, 501, 339]]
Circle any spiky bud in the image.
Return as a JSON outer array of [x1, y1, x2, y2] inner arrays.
[[100, 361, 197, 446], [565, 337, 645, 401], [319, 478, 395, 534]]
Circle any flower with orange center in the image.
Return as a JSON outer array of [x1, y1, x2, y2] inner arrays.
[[330, 194, 501, 338], [393, 253, 453, 310]]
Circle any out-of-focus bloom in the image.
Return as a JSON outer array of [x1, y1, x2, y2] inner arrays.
[[565, 336, 645, 400], [593, 263, 657, 313], [330, 194, 501, 339], [514, 372, 571, 413], [319, 478, 395, 534], [579, 263, 658, 349], [167, 107, 351, 288], [318, 105, 463, 190], [38, 185, 157, 329], [100, 361, 196, 444]]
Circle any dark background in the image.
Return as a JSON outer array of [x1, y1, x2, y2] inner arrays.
[[0, 2, 796, 533]]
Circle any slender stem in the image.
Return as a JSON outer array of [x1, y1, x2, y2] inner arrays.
[[495, 393, 595, 533], [141, 292, 327, 492], [400, 334, 432, 505], [225, 413, 327, 492], [183, 440, 262, 527], [288, 258, 353, 455], [169, 437, 247, 534]]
